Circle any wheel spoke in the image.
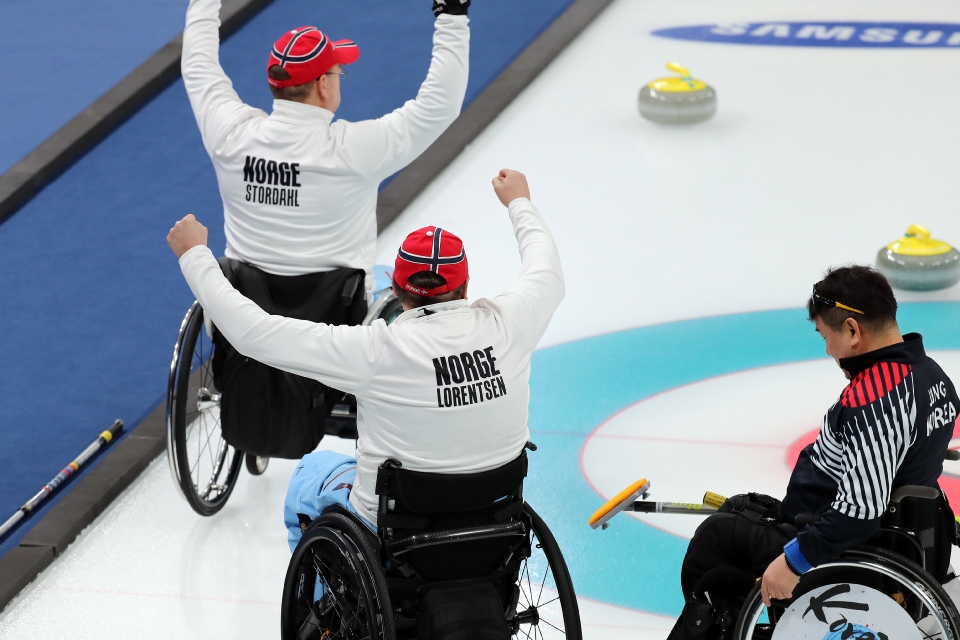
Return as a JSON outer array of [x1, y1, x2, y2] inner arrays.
[[536, 547, 550, 605], [541, 619, 565, 635], [519, 560, 534, 607]]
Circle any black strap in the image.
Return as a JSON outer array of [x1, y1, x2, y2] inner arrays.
[[297, 513, 313, 532], [493, 499, 524, 523]]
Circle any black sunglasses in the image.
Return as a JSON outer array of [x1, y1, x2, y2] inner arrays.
[[812, 284, 864, 315]]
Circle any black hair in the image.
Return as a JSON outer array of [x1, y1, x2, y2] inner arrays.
[[394, 271, 467, 310], [807, 265, 898, 333]]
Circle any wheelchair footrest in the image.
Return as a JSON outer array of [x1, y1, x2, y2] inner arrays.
[[386, 521, 526, 556]]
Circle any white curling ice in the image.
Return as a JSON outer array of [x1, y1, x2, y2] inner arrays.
[[376, 0, 960, 348]]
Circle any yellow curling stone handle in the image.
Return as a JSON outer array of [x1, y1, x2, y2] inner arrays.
[[648, 62, 708, 93], [888, 224, 953, 256]]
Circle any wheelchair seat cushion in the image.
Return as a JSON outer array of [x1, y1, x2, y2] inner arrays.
[[212, 258, 366, 458]]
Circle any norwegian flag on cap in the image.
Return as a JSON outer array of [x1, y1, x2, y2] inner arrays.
[[394, 227, 469, 297], [267, 27, 360, 89]]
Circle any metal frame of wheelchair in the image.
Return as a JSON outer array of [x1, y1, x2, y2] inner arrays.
[[593, 469, 960, 640], [165, 289, 404, 516], [280, 452, 582, 640]]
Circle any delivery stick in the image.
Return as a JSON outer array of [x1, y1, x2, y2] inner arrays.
[[0, 419, 123, 541]]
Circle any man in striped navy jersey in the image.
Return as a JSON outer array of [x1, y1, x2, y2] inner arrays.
[[670, 265, 959, 639]]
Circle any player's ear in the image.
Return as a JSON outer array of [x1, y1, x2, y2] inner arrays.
[[845, 316, 862, 343]]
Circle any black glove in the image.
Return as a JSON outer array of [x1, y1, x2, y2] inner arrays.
[[432, 0, 470, 17]]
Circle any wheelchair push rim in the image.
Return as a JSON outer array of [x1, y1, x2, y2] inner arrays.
[[282, 512, 394, 640], [166, 302, 243, 516], [735, 546, 960, 640], [512, 505, 582, 640]]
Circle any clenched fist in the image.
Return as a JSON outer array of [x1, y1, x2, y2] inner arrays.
[[167, 214, 209, 258], [492, 169, 531, 206]]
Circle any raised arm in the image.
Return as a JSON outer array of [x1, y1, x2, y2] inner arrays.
[[484, 171, 566, 349], [169, 216, 383, 393], [340, 14, 469, 182], [182, 0, 260, 155]]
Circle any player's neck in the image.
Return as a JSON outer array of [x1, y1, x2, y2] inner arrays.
[[857, 327, 904, 356]]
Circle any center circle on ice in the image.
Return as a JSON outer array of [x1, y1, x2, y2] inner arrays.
[[580, 353, 960, 540]]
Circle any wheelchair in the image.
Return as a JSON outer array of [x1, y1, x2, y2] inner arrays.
[[592, 460, 960, 640], [166, 268, 404, 516], [280, 449, 582, 640]]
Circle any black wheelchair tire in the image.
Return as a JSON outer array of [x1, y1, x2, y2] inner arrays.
[[518, 504, 583, 640], [281, 511, 396, 640], [167, 302, 243, 516], [245, 453, 269, 476], [378, 296, 404, 325], [732, 545, 960, 640]]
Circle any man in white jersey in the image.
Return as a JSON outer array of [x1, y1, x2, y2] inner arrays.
[[167, 169, 564, 529], [182, 0, 471, 299]]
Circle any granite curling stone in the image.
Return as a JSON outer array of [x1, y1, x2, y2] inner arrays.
[[638, 62, 717, 125], [875, 224, 960, 291]]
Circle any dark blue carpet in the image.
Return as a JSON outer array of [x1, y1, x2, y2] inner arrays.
[[0, 0, 577, 559], [0, 0, 188, 174]]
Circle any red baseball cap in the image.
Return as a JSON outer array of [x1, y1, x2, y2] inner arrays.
[[267, 27, 360, 89], [394, 227, 469, 297]]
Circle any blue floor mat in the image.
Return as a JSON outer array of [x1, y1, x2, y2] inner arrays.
[[0, 0, 188, 175]]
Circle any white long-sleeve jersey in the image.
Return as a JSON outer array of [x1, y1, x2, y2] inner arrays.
[[179, 198, 565, 524], [181, 0, 470, 296]]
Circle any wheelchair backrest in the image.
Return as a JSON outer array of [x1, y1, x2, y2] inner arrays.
[[877, 488, 955, 582], [374, 451, 528, 583], [375, 451, 526, 515]]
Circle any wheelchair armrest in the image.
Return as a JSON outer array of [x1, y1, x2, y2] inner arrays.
[[890, 485, 939, 507], [946, 449, 960, 462]]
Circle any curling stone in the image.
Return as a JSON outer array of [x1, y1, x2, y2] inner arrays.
[[875, 224, 960, 291], [638, 62, 716, 125]]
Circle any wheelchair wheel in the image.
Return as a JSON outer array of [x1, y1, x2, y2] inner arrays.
[[733, 545, 960, 640], [363, 291, 404, 327], [378, 296, 403, 325], [513, 505, 582, 640], [281, 511, 395, 640], [166, 302, 243, 516], [245, 453, 269, 476]]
